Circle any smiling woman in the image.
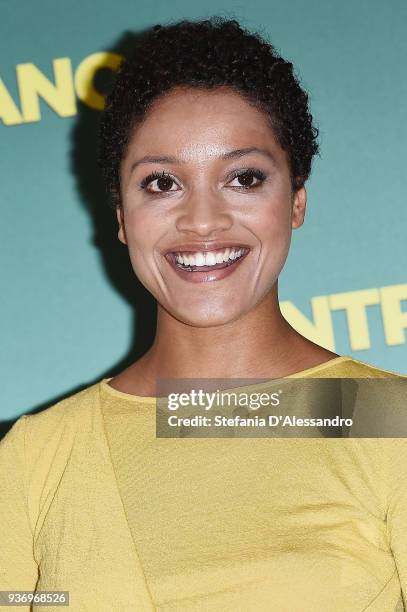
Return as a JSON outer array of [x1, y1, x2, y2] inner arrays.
[[1, 16, 407, 612], [113, 85, 308, 323]]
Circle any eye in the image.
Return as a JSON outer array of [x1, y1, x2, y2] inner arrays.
[[140, 171, 180, 193], [227, 168, 267, 189]]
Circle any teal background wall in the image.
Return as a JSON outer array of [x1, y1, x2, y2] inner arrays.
[[1, 0, 406, 423]]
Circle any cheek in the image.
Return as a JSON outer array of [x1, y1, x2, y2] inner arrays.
[[247, 190, 293, 247], [244, 193, 293, 285], [124, 202, 164, 243], [122, 206, 165, 275]]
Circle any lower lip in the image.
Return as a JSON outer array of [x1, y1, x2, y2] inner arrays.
[[164, 251, 250, 283]]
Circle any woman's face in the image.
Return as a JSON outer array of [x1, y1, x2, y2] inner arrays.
[[117, 87, 306, 327]]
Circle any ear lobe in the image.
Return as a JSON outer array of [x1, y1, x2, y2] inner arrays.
[[115, 206, 127, 245], [291, 185, 307, 229]]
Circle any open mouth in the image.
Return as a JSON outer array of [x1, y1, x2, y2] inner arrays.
[[163, 244, 251, 283], [167, 246, 250, 272]]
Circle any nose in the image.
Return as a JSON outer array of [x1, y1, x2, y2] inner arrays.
[[175, 188, 233, 237]]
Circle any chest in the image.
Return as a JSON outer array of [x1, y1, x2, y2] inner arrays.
[[33, 431, 399, 611]]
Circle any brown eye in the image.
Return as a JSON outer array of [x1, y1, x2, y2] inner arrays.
[[156, 176, 175, 191], [140, 172, 180, 193], [228, 169, 266, 189], [237, 172, 256, 187]]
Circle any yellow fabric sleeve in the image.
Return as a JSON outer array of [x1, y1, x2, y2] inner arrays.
[[385, 438, 407, 608], [0, 415, 39, 606]]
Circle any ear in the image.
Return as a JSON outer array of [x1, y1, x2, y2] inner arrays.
[[291, 184, 307, 229], [115, 206, 127, 245]]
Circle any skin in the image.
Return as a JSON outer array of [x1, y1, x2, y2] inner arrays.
[[109, 86, 338, 396]]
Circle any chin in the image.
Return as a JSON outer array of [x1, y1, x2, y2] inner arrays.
[[168, 304, 249, 328]]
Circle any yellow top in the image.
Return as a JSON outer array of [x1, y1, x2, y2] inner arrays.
[[1, 355, 407, 611]]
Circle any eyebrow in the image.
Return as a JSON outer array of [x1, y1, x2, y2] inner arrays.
[[130, 147, 277, 172]]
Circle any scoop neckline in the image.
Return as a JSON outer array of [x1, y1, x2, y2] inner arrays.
[[99, 355, 353, 404]]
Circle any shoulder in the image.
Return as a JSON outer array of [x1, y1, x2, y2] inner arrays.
[[0, 380, 105, 542], [328, 356, 407, 379], [25, 379, 101, 425], [337, 357, 407, 437], [1, 380, 102, 462]]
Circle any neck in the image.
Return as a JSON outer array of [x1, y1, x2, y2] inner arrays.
[[135, 284, 312, 382]]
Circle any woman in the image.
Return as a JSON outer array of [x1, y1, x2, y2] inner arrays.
[[1, 17, 406, 611]]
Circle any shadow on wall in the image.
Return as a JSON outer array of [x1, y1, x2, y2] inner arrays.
[[70, 29, 158, 365], [0, 29, 158, 440]]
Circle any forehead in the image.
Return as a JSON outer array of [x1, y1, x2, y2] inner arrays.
[[124, 87, 286, 165]]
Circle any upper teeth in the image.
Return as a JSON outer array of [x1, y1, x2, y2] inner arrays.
[[175, 247, 245, 266]]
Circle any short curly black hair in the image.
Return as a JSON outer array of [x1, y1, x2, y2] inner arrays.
[[98, 17, 319, 209]]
